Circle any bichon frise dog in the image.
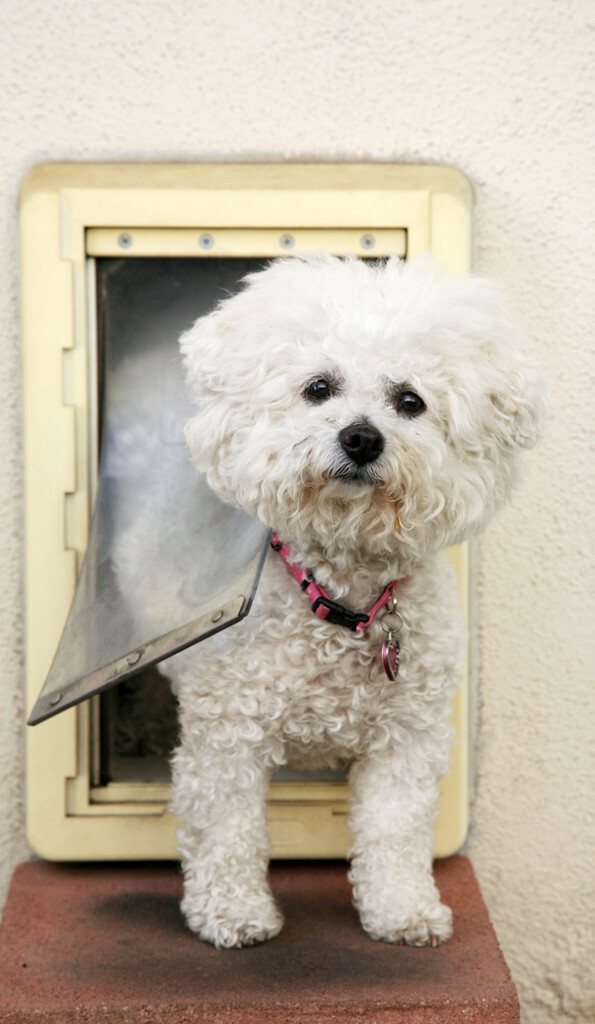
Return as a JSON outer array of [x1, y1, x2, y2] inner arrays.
[[167, 253, 545, 949]]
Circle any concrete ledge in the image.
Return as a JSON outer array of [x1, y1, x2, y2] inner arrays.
[[0, 856, 519, 1023]]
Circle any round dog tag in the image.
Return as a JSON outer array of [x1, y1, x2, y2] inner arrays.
[[382, 635, 400, 681]]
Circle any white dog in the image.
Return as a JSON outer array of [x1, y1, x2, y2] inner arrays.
[[166, 253, 545, 949]]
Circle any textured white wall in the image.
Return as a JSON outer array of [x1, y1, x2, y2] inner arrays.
[[1, 1, 593, 1020]]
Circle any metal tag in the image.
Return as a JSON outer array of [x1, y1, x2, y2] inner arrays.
[[382, 635, 400, 681]]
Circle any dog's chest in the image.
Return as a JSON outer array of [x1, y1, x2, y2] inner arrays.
[[251, 583, 399, 754], [276, 641, 392, 760]]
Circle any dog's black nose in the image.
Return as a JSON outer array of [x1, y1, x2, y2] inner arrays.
[[339, 421, 385, 465]]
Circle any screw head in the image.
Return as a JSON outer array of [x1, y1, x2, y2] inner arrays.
[[49, 693, 63, 706], [199, 233, 214, 250], [118, 233, 133, 250], [360, 234, 376, 251], [211, 610, 224, 623], [280, 234, 295, 250]]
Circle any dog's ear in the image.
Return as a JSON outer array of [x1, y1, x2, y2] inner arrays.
[[179, 304, 232, 403], [486, 349, 548, 453], [471, 280, 548, 455], [179, 303, 241, 472], [438, 274, 547, 456]]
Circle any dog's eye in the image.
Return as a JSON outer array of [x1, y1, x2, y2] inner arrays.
[[304, 379, 333, 402], [396, 390, 425, 418]]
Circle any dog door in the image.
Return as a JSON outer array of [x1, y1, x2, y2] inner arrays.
[[22, 164, 471, 859]]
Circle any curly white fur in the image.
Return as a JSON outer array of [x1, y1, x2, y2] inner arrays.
[[165, 253, 546, 948]]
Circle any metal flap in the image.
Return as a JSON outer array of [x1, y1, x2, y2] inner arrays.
[[28, 257, 269, 725]]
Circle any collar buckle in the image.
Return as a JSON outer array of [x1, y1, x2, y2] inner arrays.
[[311, 595, 370, 632]]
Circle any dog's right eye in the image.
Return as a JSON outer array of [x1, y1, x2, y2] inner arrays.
[[304, 379, 333, 402]]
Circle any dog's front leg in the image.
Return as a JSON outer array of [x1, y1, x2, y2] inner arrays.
[[171, 731, 282, 948], [348, 736, 453, 946]]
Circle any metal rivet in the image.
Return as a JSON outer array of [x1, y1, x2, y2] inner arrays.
[[280, 234, 295, 250], [360, 234, 376, 250], [49, 693, 63, 706], [127, 651, 142, 666], [211, 610, 224, 623], [199, 233, 214, 250], [118, 233, 133, 250]]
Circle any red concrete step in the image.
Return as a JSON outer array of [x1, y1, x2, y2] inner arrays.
[[0, 856, 519, 1023]]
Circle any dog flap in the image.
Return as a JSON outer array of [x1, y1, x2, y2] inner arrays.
[[28, 257, 270, 726]]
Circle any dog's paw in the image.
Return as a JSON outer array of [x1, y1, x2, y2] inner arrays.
[[182, 885, 284, 948], [360, 898, 453, 947]]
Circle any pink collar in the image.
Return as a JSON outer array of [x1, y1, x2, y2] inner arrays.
[[271, 533, 398, 634]]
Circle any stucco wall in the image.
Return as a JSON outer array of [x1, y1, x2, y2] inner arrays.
[[1, 2, 593, 1021]]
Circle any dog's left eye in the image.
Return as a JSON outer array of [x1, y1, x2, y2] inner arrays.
[[304, 379, 333, 402], [396, 390, 426, 418]]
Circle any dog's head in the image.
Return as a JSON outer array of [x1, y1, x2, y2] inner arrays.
[[181, 254, 546, 559]]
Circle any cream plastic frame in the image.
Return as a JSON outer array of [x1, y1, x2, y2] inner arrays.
[[22, 163, 472, 861]]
